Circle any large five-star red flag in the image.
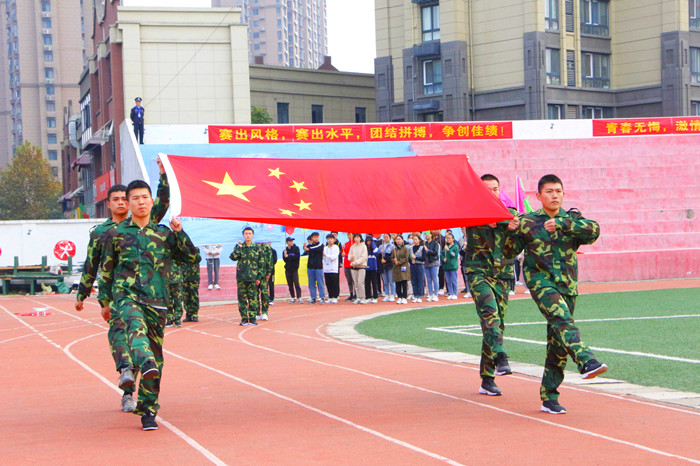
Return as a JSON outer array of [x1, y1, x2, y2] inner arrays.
[[160, 154, 512, 231]]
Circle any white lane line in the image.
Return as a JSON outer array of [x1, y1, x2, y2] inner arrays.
[[5, 301, 227, 466], [206, 326, 700, 464], [0, 322, 97, 344], [164, 340, 465, 466]]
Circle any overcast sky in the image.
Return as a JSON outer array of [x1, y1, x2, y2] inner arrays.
[[123, 0, 377, 74]]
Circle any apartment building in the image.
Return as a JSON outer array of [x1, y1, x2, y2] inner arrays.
[[375, 0, 700, 122], [0, 0, 83, 176], [214, 0, 328, 68]]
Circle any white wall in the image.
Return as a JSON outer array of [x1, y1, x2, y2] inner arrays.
[[0, 219, 102, 267]]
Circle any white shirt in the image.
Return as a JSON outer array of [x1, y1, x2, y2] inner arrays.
[[323, 244, 339, 273]]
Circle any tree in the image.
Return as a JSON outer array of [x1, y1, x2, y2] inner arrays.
[[0, 141, 63, 220], [251, 106, 273, 124]]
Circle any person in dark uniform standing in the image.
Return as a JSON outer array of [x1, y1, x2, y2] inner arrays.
[[131, 97, 145, 144]]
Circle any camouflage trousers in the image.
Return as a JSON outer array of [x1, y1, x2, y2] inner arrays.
[[115, 297, 165, 416], [530, 287, 595, 402], [258, 278, 270, 314], [468, 273, 512, 379], [183, 278, 200, 318], [167, 282, 184, 322], [237, 280, 259, 319], [107, 306, 136, 395]]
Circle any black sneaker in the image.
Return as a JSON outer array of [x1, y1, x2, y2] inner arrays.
[[165, 320, 174, 327], [183, 316, 193, 322], [141, 360, 159, 381], [460, 288, 468, 293], [309, 299, 317, 305], [345, 296, 355, 302], [174, 320, 181, 327], [478, 377, 502, 396], [541, 400, 567, 414], [248, 316, 258, 326], [118, 367, 135, 390], [495, 353, 512, 376], [141, 413, 158, 431], [191, 316, 199, 322], [319, 298, 325, 305], [580, 359, 608, 379], [239, 317, 249, 326]]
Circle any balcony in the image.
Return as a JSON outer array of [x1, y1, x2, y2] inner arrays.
[[692, 17, 700, 30], [46, 95, 55, 101], [42, 28, 51, 34], [581, 23, 609, 36], [582, 77, 610, 89], [42, 12, 51, 18], [44, 45, 52, 51], [413, 41, 440, 58]]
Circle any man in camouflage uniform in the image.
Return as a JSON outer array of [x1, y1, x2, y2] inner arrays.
[[75, 160, 170, 413], [230, 227, 264, 326], [257, 242, 275, 321], [465, 174, 520, 397], [166, 260, 184, 327], [181, 248, 202, 322], [100, 179, 198, 431], [504, 174, 607, 415]]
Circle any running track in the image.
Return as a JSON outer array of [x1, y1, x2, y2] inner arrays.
[[2, 280, 699, 465]]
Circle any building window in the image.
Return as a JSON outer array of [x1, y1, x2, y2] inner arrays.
[[311, 105, 323, 123], [421, 4, 440, 42], [253, 32, 259, 39], [42, 18, 52, 29], [548, 104, 563, 119], [581, 52, 610, 88], [691, 48, 700, 83], [355, 107, 367, 123], [581, 0, 609, 36], [691, 101, 700, 115], [692, 0, 700, 29], [46, 101, 55, 112], [545, 0, 559, 30], [277, 102, 289, 123], [45, 68, 54, 79], [46, 85, 55, 95], [43, 35, 52, 45], [582, 106, 610, 118], [47, 117, 56, 128], [423, 59, 442, 95], [51, 167, 58, 178], [546, 48, 561, 85], [48, 150, 58, 160], [254, 44, 260, 51], [41, 1, 51, 12], [48, 133, 57, 144], [44, 51, 53, 62]]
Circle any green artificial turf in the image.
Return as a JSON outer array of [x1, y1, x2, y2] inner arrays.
[[355, 289, 700, 393]]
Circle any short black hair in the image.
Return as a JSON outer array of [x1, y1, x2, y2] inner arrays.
[[326, 233, 335, 239], [481, 174, 499, 184], [242, 226, 254, 234], [126, 180, 151, 199], [107, 184, 127, 199], [537, 174, 564, 193]]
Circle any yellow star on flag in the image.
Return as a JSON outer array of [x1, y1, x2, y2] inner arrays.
[[294, 199, 312, 211], [268, 167, 285, 179], [279, 208, 294, 217], [202, 172, 255, 202], [289, 180, 307, 192]]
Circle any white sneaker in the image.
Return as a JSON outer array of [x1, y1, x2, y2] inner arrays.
[[207, 284, 213, 290], [509, 290, 515, 296], [260, 314, 269, 321], [408, 294, 414, 300], [388, 296, 395, 301], [464, 292, 472, 298], [354, 299, 361, 304], [371, 299, 378, 303], [360, 299, 368, 304], [438, 290, 445, 295], [382, 296, 388, 302], [415, 298, 422, 303], [214, 284, 221, 290], [269, 301, 275, 305], [525, 289, 531, 294], [289, 298, 296, 303]]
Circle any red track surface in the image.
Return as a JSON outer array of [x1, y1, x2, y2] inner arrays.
[[2, 280, 699, 465]]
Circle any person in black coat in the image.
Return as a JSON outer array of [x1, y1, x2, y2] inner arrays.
[[282, 237, 302, 302]]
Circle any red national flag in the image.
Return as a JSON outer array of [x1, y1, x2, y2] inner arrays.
[[161, 154, 513, 232]]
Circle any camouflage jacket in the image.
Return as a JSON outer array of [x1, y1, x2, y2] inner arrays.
[[464, 207, 518, 279], [230, 242, 264, 282], [260, 243, 275, 276], [76, 173, 170, 305], [503, 208, 600, 296], [98, 218, 198, 307], [180, 247, 202, 281]]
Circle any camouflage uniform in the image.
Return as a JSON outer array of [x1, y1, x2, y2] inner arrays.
[[258, 243, 274, 316], [99, 217, 197, 416], [230, 242, 264, 321], [181, 249, 202, 319], [465, 207, 517, 379], [75, 173, 170, 388], [167, 260, 184, 324], [504, 208, 600, 402]]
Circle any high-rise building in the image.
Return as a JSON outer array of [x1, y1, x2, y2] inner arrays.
[[214, 0, 328, 68], [375, 0, 700, 122], [0, 0, 84, 177]]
